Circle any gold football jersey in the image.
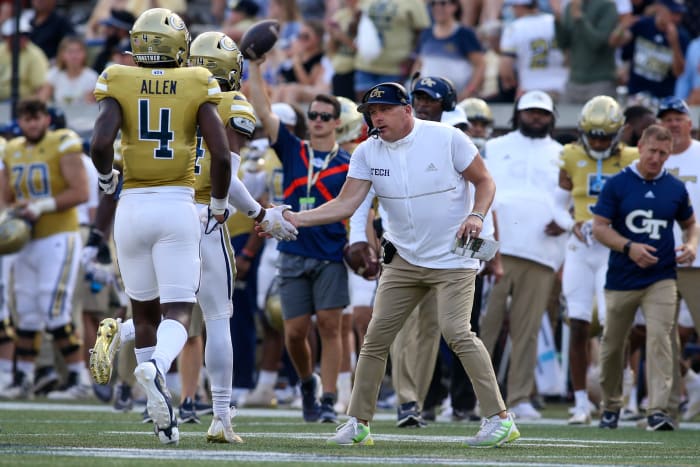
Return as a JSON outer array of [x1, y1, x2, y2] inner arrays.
[[194, 91, 256, 205], [560, 143, 639, 221], [94, 64, 222, 190], [3, 129, 83, 238]]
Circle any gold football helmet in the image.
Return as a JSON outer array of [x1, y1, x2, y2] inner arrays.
[[336, 96, 365, 144], [189, 31, 244, 91], [458, 98, 493, 150], [228, 92, 257, 137], [130, 8, 190, 67], [458, 97, 493, 124], [0, 210, 30, 255], [578, 95, 624, 160], [264, 277, 284, 333]]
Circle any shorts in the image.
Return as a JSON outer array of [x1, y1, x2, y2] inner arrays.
[[277, 252, 349, 320], [348, 266, 376, 308], [189, 302, 204, 338]]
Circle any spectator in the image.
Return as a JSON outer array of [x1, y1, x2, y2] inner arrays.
[[610, 0, 689, 106], [248, 58, 352, 425], [499, 0, 567, 101], [28, 0, 75, 61], [327, 0, 360, 100], [272, 19, 330, 106], [91, 9, 135, 74], [224, 0, 260, 43], [353, 0, 430, 101], [0, 17, 49, 101], [38, 36, 98, 106], [413, 0, 484, 101], [479, 90, 567, 420], [592, 124, 698, 431], [675, 34, 700, 103], [461, 0, 504, 27], [84, 0, 131, 40], [553, 0, 618, 103], [269, 0, 302, 51]]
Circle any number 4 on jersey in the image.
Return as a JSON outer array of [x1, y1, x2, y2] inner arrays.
[[138, 99, 174, 159]]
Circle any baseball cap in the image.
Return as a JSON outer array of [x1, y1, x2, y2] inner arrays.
[[655, 0, 686, 13], [271, 102, 297, 126], [441, 107, 469, 128], [99, 9, 136, 31], [517, 90, 554, 113], [357, 83, 410, 113], [411, 76, 454, 102], [657, 96, 690, 117]]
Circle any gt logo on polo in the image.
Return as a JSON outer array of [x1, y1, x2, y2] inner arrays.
[[625, 209, 667, 240], [369, 89, 385, 98]]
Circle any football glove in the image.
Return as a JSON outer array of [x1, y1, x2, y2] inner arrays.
[[258, 205, 297, 241], [98, 168, 120, 194], [201, 205, 230, 235]]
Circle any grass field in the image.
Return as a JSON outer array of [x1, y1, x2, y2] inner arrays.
[[1, 401, 699, 466]]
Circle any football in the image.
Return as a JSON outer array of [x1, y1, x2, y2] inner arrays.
[[239, 19, 281, 60], [0, 210, 30, 255], [344, 241, 380, 280]]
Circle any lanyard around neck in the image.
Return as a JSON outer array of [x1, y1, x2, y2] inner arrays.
[[305, 141, 339, 198]]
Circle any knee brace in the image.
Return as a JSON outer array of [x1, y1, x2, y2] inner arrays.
[[48, 322, 81, 356], [15, 329, 41, 357], [0, 319, 16, 344]]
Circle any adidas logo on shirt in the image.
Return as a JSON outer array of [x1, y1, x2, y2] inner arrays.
[[644, 190, 655, 199], [426, 163, 438, 172]]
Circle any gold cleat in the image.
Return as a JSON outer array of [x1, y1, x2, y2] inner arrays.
[[206, 415, 244, 444], [89, 318, 121, 384]]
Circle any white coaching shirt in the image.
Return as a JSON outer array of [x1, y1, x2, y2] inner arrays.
[[485, 130, 566, 271], [349, 119, 480, 270], [666, 139, 700, 268]]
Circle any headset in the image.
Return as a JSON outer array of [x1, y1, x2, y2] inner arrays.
[[360, 82, 410, 132], [411, 76, 457, 112]]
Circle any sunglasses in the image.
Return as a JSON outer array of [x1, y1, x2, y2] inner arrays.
[[307, 111, 334, 122]]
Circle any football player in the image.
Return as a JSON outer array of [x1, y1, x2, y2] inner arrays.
[[0, 134, 16, 391], [457, 97, 493, 153], [556, 95, 639, 424], [90, 8, 234, 445], [0, 98, 89, 400]]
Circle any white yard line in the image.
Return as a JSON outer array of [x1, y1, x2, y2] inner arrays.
[[0, 446, 634, 467]]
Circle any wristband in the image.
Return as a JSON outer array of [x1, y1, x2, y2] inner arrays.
[[468, 211, 485, 222], [254, 206, 266, 223], [210, 196, 228, 215], [240, 248, 255, 262], [623, 240, 632, 256], [28, 197, 57, 216]]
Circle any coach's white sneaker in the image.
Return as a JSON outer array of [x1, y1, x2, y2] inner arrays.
[[134, 360, 178, 445], [510, 402, 541, 420], [244, 386, 277, 408]]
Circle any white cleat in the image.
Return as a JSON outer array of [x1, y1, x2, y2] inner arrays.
[[134, 360, 178, 445], [510, 402, 542, 420], [89, 318, 122, 385]]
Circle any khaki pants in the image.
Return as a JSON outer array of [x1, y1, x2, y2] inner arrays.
[[480, 255, 556, 406], [348, 254, 505, 421], [600, 279, 677, 415], [390, 289, 440, 408], [677, 268, 700, 330]]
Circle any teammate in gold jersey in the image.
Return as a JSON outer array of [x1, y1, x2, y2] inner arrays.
[[555, 96, 640, 425], [0, 98, 89, 400], [0, 135, 13, 390], [187, 30, 296, 443], [89, 8, 232, 446]]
